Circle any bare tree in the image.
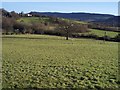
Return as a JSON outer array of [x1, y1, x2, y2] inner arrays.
[[58, 19, 88, 40], [2, 17, 15, 34], [10, 11, 20, 19], [32, 23, 46, 34]]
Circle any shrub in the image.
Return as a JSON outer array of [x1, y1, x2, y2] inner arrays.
[[98, 36, 112, 41], [103, 36, 111, 41], [71, 33, 80, 38], [44, 30, 64, 36], [114, 34, 120, 42], [88, 34, 99, 39]]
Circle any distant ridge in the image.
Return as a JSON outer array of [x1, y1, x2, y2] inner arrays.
[[29, 12, 115, 22], [29, 12, 120, 27]]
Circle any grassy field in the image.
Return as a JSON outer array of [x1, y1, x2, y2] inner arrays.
[[2, 35, 119, 89], [81, 29, 118, 38], [17, 17, 50, 23], [18, 17, 87, 25]]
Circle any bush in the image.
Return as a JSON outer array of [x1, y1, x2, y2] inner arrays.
[[72, 33, 80, 38], [5, 32, 14, 35], [98, 36, 112, 41], [114, 34, 120, 42], [103, 36, 111, 41], [44, 30, 64, 36], [80, 34, 87, 37], [88, 34, 99, 39]]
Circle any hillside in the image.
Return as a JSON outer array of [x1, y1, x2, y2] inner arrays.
[[93, 16, 120, 27], [18, 17, 51, 24], [29, 12, 120, 27], [29, 12, 114, 22], [1, 8, 119, 28], [80, 29, 118, 38], [18, 17, 87, 25]]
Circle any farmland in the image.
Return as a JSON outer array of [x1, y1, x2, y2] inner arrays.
[[2, 35, 119, 89], [80, 29, 118, 38], [18, 17, 50, 24], [18, 17, 86, 24]]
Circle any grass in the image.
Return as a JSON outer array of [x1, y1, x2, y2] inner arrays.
[[2, 35, 119, 89], [80, 29, 118, 38], [61, 18, 87, 24], [17, 17, 50, 23], [18, 17, 87, 25]]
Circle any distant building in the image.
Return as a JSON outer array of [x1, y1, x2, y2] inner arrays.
[[27, 14, 32, 17]]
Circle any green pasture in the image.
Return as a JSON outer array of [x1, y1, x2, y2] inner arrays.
[[2, 35, 119, 89], [81, 29, 118, 38], [17, 17, 50, 23]]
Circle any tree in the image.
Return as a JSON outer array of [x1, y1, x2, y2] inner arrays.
[[19, 11, 24, 17], [2, 17, 15, 34], [32, 23, 46, 34], [13, 22, 27, 34], [10, 11, 20, 19], [2, 9, 12, 17], [58, 20, 88, 40], [48, 16, 59, 24]]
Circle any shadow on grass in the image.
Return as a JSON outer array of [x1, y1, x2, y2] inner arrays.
[[2, 36, 65, 41]]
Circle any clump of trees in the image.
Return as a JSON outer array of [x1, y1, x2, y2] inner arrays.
[[32, 23, 46, 34], [2, 17, 15, 34], [2, 17, 47, 35], [1, 9, 20, 19], [13, 22, 33, 34], [88, 22, 119, 32], [1, 8, 47, 34]]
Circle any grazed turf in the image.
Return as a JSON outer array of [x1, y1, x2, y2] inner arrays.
[[80, 29, 118, 38], [2, 35, 119, 89]]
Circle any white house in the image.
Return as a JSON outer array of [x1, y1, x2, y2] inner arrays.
[[27, 14, 32, 17]]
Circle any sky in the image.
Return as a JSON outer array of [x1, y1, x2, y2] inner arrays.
[[1, 2, 118, 15]]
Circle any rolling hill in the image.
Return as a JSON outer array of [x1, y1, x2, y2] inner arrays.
[[29, 12, 119, 27], [29, 12, 114, 22]]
